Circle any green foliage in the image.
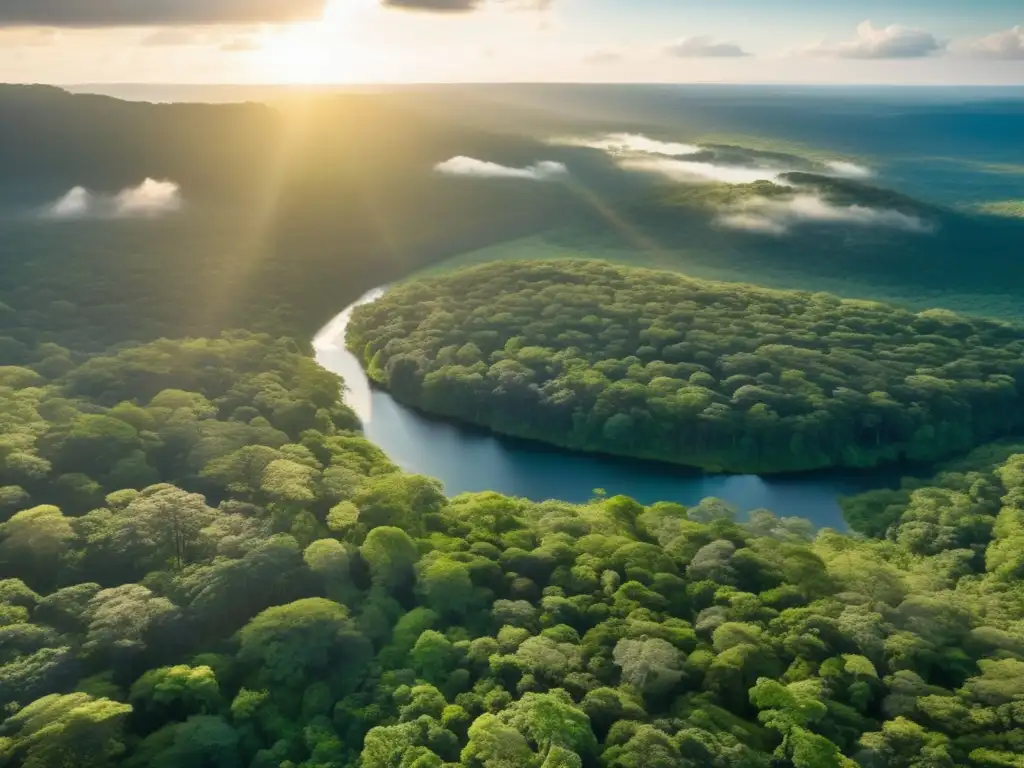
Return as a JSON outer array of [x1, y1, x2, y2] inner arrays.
[[350, 260, 1024, 473], [2, 256, 1024, 768]]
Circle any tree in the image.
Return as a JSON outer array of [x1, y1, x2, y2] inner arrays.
[[118, 485, 216, 569], [352, 473, 445, 534], [461, 713, 535, 768], [125, 715, 241, 768], [83, 585, 180, 664], [129, 665, 221, 728], [411, 630, 460, 686], [0, 505, 74, 589], [303, 538, 354, 601], [501, 690, 597, 762], [260, 458, 318, 505], [0, 693, 132, 768], [417, 556, 477, 618], [855, 717, 954, 768], [360, 526, 419, 591], [613, 637, 684, 695], [237, 598, 369, 687]]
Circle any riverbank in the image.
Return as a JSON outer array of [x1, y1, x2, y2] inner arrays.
[[313, 288, 906, 529]]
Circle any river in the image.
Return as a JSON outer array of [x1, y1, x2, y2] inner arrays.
[[313, 289, 901, 529]]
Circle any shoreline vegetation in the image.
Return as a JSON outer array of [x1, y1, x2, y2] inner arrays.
[[349, 260, 1024, 475]]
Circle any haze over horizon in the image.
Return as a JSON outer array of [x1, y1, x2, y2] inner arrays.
[[1, 0, 1021, 87]]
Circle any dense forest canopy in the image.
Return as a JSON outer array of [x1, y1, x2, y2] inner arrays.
[[3, 85, 1024, 767], [4, 329, 1024, 767], [349, 260, 1024, 473]]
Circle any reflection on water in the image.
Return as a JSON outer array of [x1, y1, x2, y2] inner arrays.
[[314, 289, 900, 529], [312, 287, 385, 424]]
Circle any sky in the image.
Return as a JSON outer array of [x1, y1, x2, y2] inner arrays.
[[0, 0, 1021, 85]]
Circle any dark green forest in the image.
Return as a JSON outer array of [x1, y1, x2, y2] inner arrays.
[[3, 85, 1024, 767], [349, 260, 1024, 473]]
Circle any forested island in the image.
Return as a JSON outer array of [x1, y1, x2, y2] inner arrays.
[[3, 329, 1024, 767], [349, 260, 1024, 473]]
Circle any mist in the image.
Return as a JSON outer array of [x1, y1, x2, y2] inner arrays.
[[621, 157, 787, 185], [826, 160, 874, 178], [552, 133, 702, 157], [555, 132, 875, 186], [716, 193, 933, 235], [44, 179, 183, 219], [434, 157, 568, 181]]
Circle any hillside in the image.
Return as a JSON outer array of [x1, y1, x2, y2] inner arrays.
[[426, 171, 1024, 321], [0, 86, 629, 350]]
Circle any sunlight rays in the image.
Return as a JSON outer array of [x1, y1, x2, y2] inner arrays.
[[256, 0, 373, 84]]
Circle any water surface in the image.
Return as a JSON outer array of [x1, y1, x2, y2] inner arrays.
[[314, 290, 900, 529]]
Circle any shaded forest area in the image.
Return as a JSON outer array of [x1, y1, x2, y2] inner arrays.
[[547, 172, 1024, 320], [0, 86, 632, 352], [349, 260, 1024, 473]]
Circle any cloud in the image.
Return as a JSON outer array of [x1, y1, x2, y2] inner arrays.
[[666, 36, 749, 58], [0, 0, 325, 27], [434, 157, 568, 181], [825, 160, 873, 179], [620, 157, 787, 185], [552, 133, 701, 157], [961, 25, 1024, 60], [716, 193, 932, 235], [47, 187, 91, 218], [801, 20, 945, 59], [554, 133, 874, 187], [44, 179, 183, 219]]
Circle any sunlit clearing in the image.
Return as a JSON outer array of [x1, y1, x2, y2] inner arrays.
[[257, 0, 371, 84]]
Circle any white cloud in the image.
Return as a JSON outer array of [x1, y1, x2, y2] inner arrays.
[[113, 179, 183, 216], [44, 179, 183, 219], [554, 133, 874, 187], [48, 187, 91, 218], [619, 157, 786, 184], [434, 156, 568, 181], [801, 20, 945, 59], [716, 193, 932, 235], [551, 133, 701, 157], [666, 36, 749, 58], [960, 25, 1024, 60], [825, 160, 873, 178]]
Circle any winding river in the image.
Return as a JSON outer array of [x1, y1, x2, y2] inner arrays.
[[313, 289, 900, 529]]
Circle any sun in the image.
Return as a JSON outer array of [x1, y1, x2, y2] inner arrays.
[[256, 0, 371, 84], [259, 24, 337, 84]]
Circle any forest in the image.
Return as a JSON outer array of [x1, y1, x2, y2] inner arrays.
[[3, 85, 1024, 767], [0, 86, 630, 349], [348, 260, 1024, 473], [4, 327, 1024, 767]]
